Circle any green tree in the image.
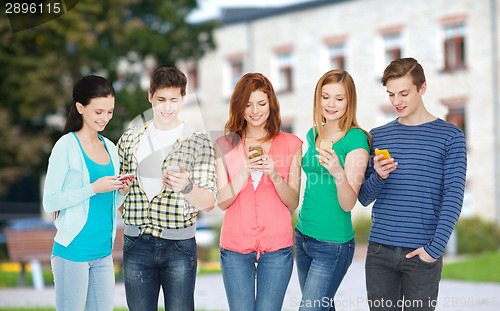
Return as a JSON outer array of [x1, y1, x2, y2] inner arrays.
[[0, 0, 216, 197]]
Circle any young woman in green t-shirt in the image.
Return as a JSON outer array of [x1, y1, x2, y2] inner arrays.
[[295, 69, 371, 310]]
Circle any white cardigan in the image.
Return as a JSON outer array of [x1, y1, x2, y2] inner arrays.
[[43, 133, 125, 247]]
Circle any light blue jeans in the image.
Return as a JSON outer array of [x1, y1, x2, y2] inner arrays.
[[295, 229, 355, 311], [51, 254, 115, 311], [220, 246, 293, 311]]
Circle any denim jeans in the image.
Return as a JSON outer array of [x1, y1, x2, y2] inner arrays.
[[294, 228, 355, 311], [365, 242, 443, 311], [123, 234, 197, 311], [51, 254, 114, 311], [220, 246, 293, 311]]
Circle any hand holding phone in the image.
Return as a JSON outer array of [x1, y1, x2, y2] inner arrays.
[[318, 141, 333, 163], [374, 149, 393, 164], [117, 173, 135, 181]]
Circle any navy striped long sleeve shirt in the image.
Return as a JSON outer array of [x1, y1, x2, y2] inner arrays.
[[358, 118, 467, 259]]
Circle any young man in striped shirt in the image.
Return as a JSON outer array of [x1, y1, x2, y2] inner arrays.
[[358, 58, 467, 311]]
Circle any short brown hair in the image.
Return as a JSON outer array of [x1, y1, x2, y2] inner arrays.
[[381, 57, 426, 91], [150, 66, 187, 96], [225, 73, 281, 142]]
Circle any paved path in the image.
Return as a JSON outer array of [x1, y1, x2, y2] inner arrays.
[[1, 256, 499, 310]]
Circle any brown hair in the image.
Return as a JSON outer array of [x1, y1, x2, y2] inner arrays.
[[313, 69, 371, 146], [225, 73, 281, 142], [150, 66, 187, 96], [63, 75, 115, 135], [381, 57, 426, 91]]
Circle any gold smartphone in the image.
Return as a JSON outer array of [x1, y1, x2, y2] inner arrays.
[[318, 140, 333, 163], [319, 140, 333, 150], [248, 145, 263, 159]]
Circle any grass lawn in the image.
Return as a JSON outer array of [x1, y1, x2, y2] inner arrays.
[[0, 262, 221, 288], [442, 251, 500, 283], [0, 270, 54, 288]]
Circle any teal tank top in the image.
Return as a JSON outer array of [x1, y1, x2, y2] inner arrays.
[[52, 133, 115, 261]]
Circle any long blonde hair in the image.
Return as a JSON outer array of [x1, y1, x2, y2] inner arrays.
[[313, 69, 371, 146]]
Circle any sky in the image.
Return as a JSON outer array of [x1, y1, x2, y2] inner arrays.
[[188, 0, 312, 22]]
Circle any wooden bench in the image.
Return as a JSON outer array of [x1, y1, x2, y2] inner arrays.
[[4, 227, 56, 288], [4, 226, 125, 287]]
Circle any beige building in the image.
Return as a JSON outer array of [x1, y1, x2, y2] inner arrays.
[[180, 0, 500, 222]]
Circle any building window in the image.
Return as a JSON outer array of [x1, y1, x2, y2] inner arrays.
[[383, 33, 402, 65], [379, 105, 398, 126], [281, 118, 294, 134], [277, 52, 293, 93], [446, 106, 466, 134], [187, 66, 198, 94], [443, 23, 466, 71], [230, 59, 244, 92], [328, 43, 345, 70], [442, 97, 467, 138]]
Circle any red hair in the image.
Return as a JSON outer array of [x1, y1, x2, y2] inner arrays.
[[225, 73, 281, 142]]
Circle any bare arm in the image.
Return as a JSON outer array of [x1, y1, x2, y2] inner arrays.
[[264, 147, 302, 211], [183, 184, 216, 212], [214, 142, 257, 211]]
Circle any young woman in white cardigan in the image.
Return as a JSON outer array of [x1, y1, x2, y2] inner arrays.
[[43, 75, 131, 311]]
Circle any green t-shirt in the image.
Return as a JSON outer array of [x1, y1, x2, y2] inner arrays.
[[296, 127, 370, 243]]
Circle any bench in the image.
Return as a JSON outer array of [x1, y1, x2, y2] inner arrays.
[[4, 227, 56, 288], [4, 225, 125, 288]]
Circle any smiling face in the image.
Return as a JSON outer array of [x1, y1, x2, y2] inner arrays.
[[386, 73, 427, 122], [244, 90, 270, 129], [321, 83, 347, 125], [149, 87, 183, 130], [76, 95, 115, 133]]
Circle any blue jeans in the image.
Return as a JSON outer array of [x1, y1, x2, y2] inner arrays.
[[51, 254, 114, 311], [295, 229, 355, 311], [220, 246, 293, 311], [123, 234, 197, 311], [365, 242, 443, 311]]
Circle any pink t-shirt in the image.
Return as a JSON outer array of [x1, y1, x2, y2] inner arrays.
[[217, 132, 303, 257]]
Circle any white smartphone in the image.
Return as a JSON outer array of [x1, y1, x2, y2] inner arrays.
[[166, 166, 181, 173], [117, 173, 135, 181]]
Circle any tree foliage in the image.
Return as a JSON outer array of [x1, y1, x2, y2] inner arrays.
[[0, 0, 217, 198]]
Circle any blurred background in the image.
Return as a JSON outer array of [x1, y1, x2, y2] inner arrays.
[[1, 0, 500, 308]]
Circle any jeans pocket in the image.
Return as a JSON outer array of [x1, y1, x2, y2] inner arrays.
[[123, 234, 137, 252], [367, 242, 381, 255], [416, 254, 440, 265], [277, 246, 293, 254], [174, 238, 196, 257]]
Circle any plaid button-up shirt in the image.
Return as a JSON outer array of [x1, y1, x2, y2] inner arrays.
[[117, 121, 217, 237]]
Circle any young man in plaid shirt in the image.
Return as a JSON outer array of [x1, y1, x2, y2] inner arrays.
[[118, 66, 217, 311]]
